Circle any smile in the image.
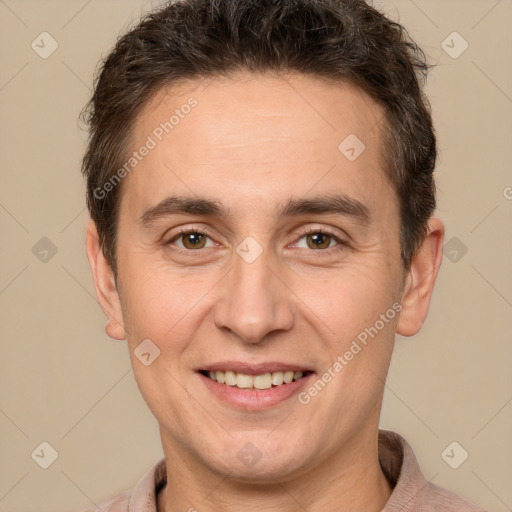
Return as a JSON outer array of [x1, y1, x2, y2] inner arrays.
[[196, 361, 315, 409], [199, 369, 311, 390]]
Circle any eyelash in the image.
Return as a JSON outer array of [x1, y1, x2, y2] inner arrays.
[[165, 226, 348, 256]]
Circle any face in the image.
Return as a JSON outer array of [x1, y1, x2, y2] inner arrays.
[[88, 72, 438, 483]]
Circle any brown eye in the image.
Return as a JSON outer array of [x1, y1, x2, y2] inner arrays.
[[170, 231, 214, 250], [305, 232, 333, 250], [292, 228, 347, 252], [181, 232, 206, 249]]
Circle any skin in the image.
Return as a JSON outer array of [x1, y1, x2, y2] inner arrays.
[[86, 72, 444, 512]]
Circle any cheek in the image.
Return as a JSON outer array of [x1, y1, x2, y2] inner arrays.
[[118, 260, 200, 345], [291, 263, 400, 397], [295, 263, 399, 332]]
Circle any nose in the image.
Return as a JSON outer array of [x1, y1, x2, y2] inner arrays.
[[212, 245, 295, 344]]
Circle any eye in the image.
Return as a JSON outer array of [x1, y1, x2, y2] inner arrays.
[[168, 229, 216, 250], [165, 226, 347, 255], [293, 228, 347, 251]]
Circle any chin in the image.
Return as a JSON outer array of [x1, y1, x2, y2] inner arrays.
[[203, 440, 311, 483]]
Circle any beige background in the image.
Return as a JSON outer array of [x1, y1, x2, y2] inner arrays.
[[0, 0, 511, 510]]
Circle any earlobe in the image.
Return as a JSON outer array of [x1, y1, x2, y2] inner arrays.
[[396, 218, 445, 337], [85, 219, 127, 340]]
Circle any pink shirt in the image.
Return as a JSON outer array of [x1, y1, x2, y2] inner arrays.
[[78, 430, 486, 511]]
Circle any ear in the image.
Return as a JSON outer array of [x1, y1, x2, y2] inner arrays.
[[396, 217, 445, 337], [85, 219, 126, 340]]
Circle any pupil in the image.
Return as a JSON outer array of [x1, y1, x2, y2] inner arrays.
[[309, 233, 329, 249], [185, 233, 204, 247]]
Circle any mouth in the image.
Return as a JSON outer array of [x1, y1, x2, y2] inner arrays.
[[195, 362, 316, 409], [198, 369, 313, 391]]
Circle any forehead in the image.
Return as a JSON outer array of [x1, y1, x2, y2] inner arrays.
[[133, 72, 385, 156], [120, 72, 395, 221]]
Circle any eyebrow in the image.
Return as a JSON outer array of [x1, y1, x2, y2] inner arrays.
[[137, 193, 372, 228]]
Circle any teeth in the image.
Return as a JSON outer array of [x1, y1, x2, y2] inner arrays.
[[271, 372, 284, 386], [205, 370, 305, 389], [253, 373, 272, 390], [224, 370, 236, 386], [236, 373, 253, 389]]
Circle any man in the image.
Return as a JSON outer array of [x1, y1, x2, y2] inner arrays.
[[80, 0, 486, 510]]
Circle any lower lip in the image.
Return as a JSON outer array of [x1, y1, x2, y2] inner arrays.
[[197, 372, 315, 410]]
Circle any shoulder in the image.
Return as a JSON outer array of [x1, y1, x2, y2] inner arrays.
[[378, 430, 488, 512], [74, 457, 166, 512], [75, 490, 131, 512], [419, 481, 488, 511]]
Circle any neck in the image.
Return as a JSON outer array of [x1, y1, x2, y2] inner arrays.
[[157, 422, 393, 512]]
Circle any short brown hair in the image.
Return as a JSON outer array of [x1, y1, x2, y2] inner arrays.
[[81, 0, 437, 279]]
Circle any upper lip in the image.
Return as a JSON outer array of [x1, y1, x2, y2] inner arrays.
[[198, 361, 314, 375]]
